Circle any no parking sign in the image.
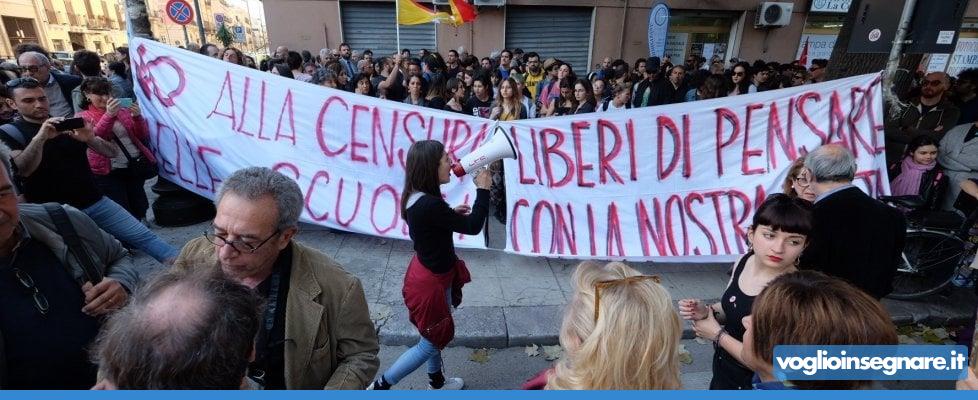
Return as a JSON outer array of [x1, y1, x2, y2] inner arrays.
[[165, 0, 194, 26]]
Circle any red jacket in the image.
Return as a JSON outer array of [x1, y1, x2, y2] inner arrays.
[[402, 255, 470, 349], [77, 106, 155, 175]]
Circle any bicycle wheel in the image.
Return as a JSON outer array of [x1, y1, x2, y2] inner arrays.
[[888, 230, 966, 300]]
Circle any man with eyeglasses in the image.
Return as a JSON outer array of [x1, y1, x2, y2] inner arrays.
[[0, 141, 138, 389], [887, 71, 961, 165], [17, 51, 80, 118], [173, 167, 379, 390]]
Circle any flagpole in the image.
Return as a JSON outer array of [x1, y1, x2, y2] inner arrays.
[[395, 0, 401, 56]]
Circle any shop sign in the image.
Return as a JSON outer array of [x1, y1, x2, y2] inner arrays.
[[810, 0, 852, 13]]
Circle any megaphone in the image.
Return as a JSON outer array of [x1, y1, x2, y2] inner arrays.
[[452, 125, 518, 177]]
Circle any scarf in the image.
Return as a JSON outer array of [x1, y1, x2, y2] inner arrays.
[[890, 156, 936, 196]]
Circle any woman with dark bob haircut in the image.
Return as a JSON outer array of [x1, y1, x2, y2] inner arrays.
[[679, 194, 814, 389], [742, 270, 898, 389], [368, 140, 490, 390]]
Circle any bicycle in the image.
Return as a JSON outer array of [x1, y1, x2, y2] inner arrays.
[[881, 195, 978, 300]]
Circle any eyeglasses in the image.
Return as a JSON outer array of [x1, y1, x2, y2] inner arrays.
[[22, 65, 43, 73], [794, 174, 811, 187], [593, 275, 661, 323], [809, 66, 822, 72], [732, 71, 745, 77], [5, 77, 40, 89], [923, 79, 944, 87], [204, 229, 281, 254], [13, 268, 50, 315]]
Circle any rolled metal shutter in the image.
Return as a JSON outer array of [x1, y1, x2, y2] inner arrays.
[[340, 2, 436, 57], [505, 6, 593, 72]]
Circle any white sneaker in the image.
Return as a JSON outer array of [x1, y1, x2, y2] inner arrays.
[[428, 377, 464, 390]]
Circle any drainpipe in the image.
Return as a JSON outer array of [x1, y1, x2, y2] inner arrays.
[[618, 0, 629, 58]]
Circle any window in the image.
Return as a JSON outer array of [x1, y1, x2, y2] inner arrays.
[[53, 39, 66, 51], [2, 17, 39, 48], [667, 12, 736, 63]]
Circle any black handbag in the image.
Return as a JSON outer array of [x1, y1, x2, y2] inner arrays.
[[110, 134, 157, 180]]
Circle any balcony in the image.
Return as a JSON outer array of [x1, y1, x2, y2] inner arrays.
[[67, 12, 87, 26], [45, 10, 62, 24]]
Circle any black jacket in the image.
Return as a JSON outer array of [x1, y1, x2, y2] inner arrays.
[[799, 187, 907, 299], [651, 80, 689, 106], [52, 72, 83, 109]]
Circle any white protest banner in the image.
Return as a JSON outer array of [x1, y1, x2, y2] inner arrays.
[[132, 38, 885, 261], [501, 73, 886, 262], [130, 38, 490, 248]]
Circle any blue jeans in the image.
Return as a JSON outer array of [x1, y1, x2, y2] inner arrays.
[[382, 288, 451, 385], [382, 336, 443, 385], [82, 196, 179, 263]]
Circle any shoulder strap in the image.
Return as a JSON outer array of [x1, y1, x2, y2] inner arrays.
[[108, 134, 136, 162], [42, 203, 103, 284], [0, 123, 27, 147]]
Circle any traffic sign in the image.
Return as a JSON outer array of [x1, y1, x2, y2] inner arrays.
[[232, 26, 246, 43], [165, 0, 194, 26], [215, 13, 226, 25]]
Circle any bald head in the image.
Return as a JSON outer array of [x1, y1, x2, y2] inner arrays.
[[275, 46, 290, 59], [92, 268, 262, 389], [926, 71, 950, 85]]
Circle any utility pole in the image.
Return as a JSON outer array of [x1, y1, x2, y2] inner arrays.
[[192, 0, 207, 46]]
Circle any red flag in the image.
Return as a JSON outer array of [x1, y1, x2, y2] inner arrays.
[[798, 37, 810, 66], [449, 0, 477, 25]]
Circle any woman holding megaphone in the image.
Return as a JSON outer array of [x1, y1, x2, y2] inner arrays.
[[367, 140, 491, 391]]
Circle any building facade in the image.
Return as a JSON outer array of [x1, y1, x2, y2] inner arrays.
[[263, 0, 978, 74], [1, 0, 128, 60], [1, 0, 267, 61]]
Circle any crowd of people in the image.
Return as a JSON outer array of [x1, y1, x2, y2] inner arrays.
[[1, 40, 978, 390]]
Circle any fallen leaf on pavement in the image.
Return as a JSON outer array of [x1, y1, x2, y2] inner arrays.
[[525, 344, 540, 357], [469, 348, 491, 364], [542, 345, 563, 361], [678, 344, 693, 365]]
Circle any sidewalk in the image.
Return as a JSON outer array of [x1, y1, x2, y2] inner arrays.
[[143, 214, 978, 349]]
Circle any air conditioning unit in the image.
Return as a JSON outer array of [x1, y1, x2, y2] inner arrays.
[[473, 0, 506, 6], [755, 2, 793, 28]]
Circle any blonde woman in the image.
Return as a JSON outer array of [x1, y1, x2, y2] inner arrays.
[[546, 261, 682, 390]]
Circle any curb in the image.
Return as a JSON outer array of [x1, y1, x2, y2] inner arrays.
[[372, 289, 978, 348]]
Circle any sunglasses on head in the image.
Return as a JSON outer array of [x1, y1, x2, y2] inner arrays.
[[5, 77, 40, 89]]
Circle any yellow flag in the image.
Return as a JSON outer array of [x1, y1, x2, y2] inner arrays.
[[397, 0, 452, 25]]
